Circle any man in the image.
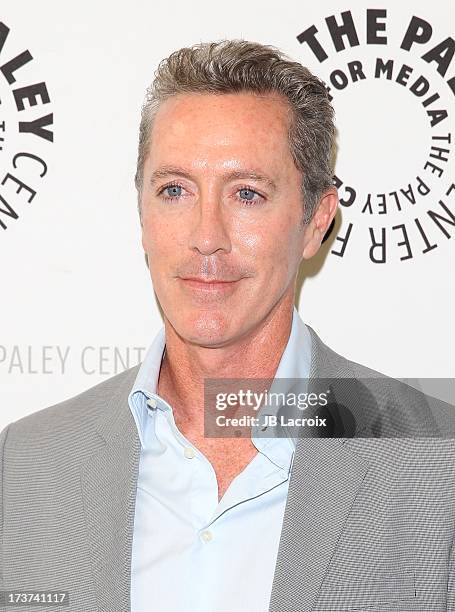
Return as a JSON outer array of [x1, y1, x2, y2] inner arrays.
[[1, 39, 455, 612]]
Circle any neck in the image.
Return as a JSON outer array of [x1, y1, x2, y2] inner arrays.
[[157, 294, 295, 436]]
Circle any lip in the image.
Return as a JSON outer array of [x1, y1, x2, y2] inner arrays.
[[179, 277, 241, 292]]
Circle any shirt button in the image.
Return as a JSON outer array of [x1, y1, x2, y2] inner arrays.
[[184, 446, 195, 459], [147, 397, 157, 410], [200, 530, 213, 543]]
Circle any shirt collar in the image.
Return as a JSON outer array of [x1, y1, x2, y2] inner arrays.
[[128, 306, 312, 452], [272, 305, 312, 385], [128, 326, 166, 448]]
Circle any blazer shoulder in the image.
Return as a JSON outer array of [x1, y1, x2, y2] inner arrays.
[[306, 324, 455, 438], [3, 364, 140, 446], [306, 323, 390, 380]]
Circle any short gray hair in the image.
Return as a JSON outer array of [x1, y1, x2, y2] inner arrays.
[[135, 39, 335, 224]]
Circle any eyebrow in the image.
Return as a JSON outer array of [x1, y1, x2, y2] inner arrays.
[[149, 165, 277, 192]]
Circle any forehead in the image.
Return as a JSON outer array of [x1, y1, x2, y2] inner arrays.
[[147, 91, 294, 172]]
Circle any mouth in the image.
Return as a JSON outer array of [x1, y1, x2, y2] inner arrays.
[[179, 277, 241, 293]]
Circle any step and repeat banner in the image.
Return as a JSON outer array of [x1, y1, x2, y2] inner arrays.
[[1, 0, 454, 429]]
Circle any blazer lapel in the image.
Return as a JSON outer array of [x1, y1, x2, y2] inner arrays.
[[79, 367, 141, 612], [268, 326, 371, 612], [268, 436, 370, 612]]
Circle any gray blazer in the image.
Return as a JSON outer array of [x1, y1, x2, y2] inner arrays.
[[1, 326, 455, 612]]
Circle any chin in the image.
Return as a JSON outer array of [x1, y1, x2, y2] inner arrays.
[[177, 309, 234, 347]]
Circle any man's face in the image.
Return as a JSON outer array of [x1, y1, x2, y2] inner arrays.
[[140, 92, 317, 347]]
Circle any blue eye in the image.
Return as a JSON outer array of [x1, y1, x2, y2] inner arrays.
[[239, 188, 256, 201], [164, 184, 182, 198]]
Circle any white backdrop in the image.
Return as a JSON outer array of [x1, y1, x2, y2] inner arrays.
[[1, 0, 454, 430]]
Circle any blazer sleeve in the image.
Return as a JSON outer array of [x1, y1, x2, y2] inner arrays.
[[449, 528, 455, 610], [0, 424, 10, 590]]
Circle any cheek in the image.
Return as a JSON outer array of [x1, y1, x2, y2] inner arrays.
[[141, 210, 185, 256], [234, 216, 302, 272], [234, 225, 262, 261]]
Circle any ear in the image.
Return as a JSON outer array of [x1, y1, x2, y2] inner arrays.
[[141, 229, 150, 269], [141, 230, 147, 254], [302, 187, 338, 260]]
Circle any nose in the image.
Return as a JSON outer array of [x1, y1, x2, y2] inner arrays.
[[188, 191, 231, 256]]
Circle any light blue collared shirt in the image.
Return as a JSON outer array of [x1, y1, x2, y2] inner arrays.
[[128, 306, 312, 612]]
